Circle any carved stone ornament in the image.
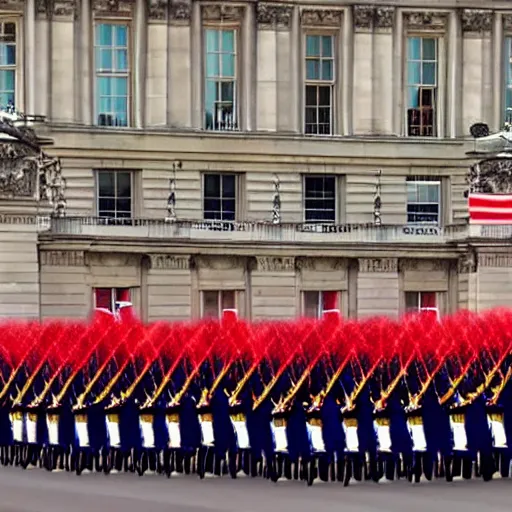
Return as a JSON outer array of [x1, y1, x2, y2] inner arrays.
[[399, 259, 448, 272], [147, 0, 167, 20], [40, 251, 85, 267], [52, 0, 79, 17], [458, 252, 477, 274], [300, 8, 342, 27], [202, 4, 244, 22], [478, 253, 512, 268], [461, 9, 493, 33], [0, 0, 24, 12], [257, 3, 293, 29], [169, 0, 191, 23], [504, 15, 512, 32], [404, 11, 448, 30], [353, 5, 374, 29], [150, 254, 190, 270], [359, 258, 398, 273], [195, 255, 244, 270], [0, 143, 37, 198], [468, 159, 512, 194], [375, 7, 395, 29], [296, 257, 345, 272], [256, 256, 295, 272], [0, 214, 37, 225], [93, 0, 133, 16]]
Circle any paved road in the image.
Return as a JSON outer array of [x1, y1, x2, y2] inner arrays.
[[0, 468, 510, 512]]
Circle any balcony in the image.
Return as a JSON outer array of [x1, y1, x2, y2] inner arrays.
[[39, 217, 488, 245]]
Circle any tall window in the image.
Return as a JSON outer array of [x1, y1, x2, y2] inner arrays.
[[203, 173, 236, 221], [303, 291, 339, 318], [406, 177, 440, 224], [202, 290, 236, 318], [0, 21, 16, 111], [205, 29, 237, 131], [95, 23, 129, 127], [95, 288, 130, 312], [96, 170, 132, 219], [406, 37, 437, 137], [304, 34, 334, 135], [303, 175, 336, 223], [405, 292, 437, 314], [504, 38, 512, 122]]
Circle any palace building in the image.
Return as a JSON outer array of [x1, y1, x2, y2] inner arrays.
[[0, 0, 512, 322]]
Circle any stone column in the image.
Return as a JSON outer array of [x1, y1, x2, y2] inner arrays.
[[147, 255, 192, 321], [392, 8, 403, 135], [25, 0, 36, 114], [352, 5, 373, 134], [461, 9, 493, 136], [146, 0, 169, 126], [134, 0, 146, 128], [79, 0, 92, 124], [357, 258, 399, 318], [256, 3, 292, 132], [494, 14, 505, 131], [50, 1, 78, 122], [242, 2, 256, 131], [167, 0, 192, 127], [251, 257, 297, 320], [34, 3, 50, 116], [190, 0, 201, 128]]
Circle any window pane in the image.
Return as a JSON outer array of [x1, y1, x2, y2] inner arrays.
[[206, 53, 219, 77], [98, 198, 115, 212], [418, 184, 428, 203], [97, 48, 112, 70], [222, 174, 235, 197], [420, 292, 436, 309], [96, 24, 113, 46], [422, 62, 436, 85], [221, 30, 234, 52], [116, 172, 131, 198], [318, 86, 331, 106], [221, 290, 235, 310], [98, 172, 115, 196], [321, 60, 333, 81], [408, 62, 421, 85], [204, 199, 221, 218], [306, 59, 320, 80], [115, 49, 128, 71], [305, 85, 317, 106], [205, 29, 219, 52], [322, 36, 332, 58], [407, 183, 417, 203], [304, 291, 319, 318], [405, 292, 419, 311], [407, 37, 421, 60], [220, 81, 234, 102], [221, 53, 234, 77], [204, 174, 220, 197], [428, 183, 439, 202], [95, 288, 113, 310], [306, 35, 320, 57], [422, 38, 436, 61], [221, 199, 236, 220], [203, 291, 219, 319], [408, 87, 420, 108], [116, 198, 131, 214], [115, 25, 128, 47]]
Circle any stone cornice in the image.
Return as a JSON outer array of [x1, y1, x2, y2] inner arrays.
[[461, 9, 493, 33], [149, 254, 190, 270], [300, 8, 343, 27], [202, 3, 244, 22], [404, 10, 449, 30], [257, 3, 293, 29], [359, 258, 398, 273], [40, 250, 85, 266], [255, 256, 295, 272]]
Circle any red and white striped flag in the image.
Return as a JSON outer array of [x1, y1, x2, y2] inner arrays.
[[468, 193, 512, 224]]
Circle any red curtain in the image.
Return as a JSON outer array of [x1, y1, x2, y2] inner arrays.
[[95, 288, 112, 310], [116, 288, 130, 302], [420, 292, 436, 309], [322, 291, 338, 311]]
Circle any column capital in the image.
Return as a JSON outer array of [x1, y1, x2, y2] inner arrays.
[[461, 9, 493, 33]]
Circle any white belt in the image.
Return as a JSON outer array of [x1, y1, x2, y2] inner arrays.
[[449, 413, 468, 451], [374, 418, 392, 453], [25, 412, 38, 444], [307, 418, 325, 453], [199, 413, 214, 446], [271, 418, 288, 453], [75, 414, 89, 448], [166, 413, 181, 449], [488, 413, 507, 449], [230, 413, 250, 449], [106, 413, 121, 448], [46, 414, 60, 446], [407, 416, 427, 452], [9, 411, 24, 443], [343, 418, 359, 453], [139, 414, 155, 449]]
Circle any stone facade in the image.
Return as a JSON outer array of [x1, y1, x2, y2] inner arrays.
[[0, 1, 511, 320]]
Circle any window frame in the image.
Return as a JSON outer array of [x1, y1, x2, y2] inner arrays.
[[93, 20, 132, 128], [405, 291, 438, 315], [201, 290, 237, 319], [302, 290, 340, 318], [95, 169, 134, 219], [202, 172, 239, 222], [303, 32, 336, 136], [406, 176, 441, 225], [302, 174, 337, 224], [203, 26, 240, 132], [404, 32, 445, 138], [94, 287, 130, 312], [0, 17, 22, 112]]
